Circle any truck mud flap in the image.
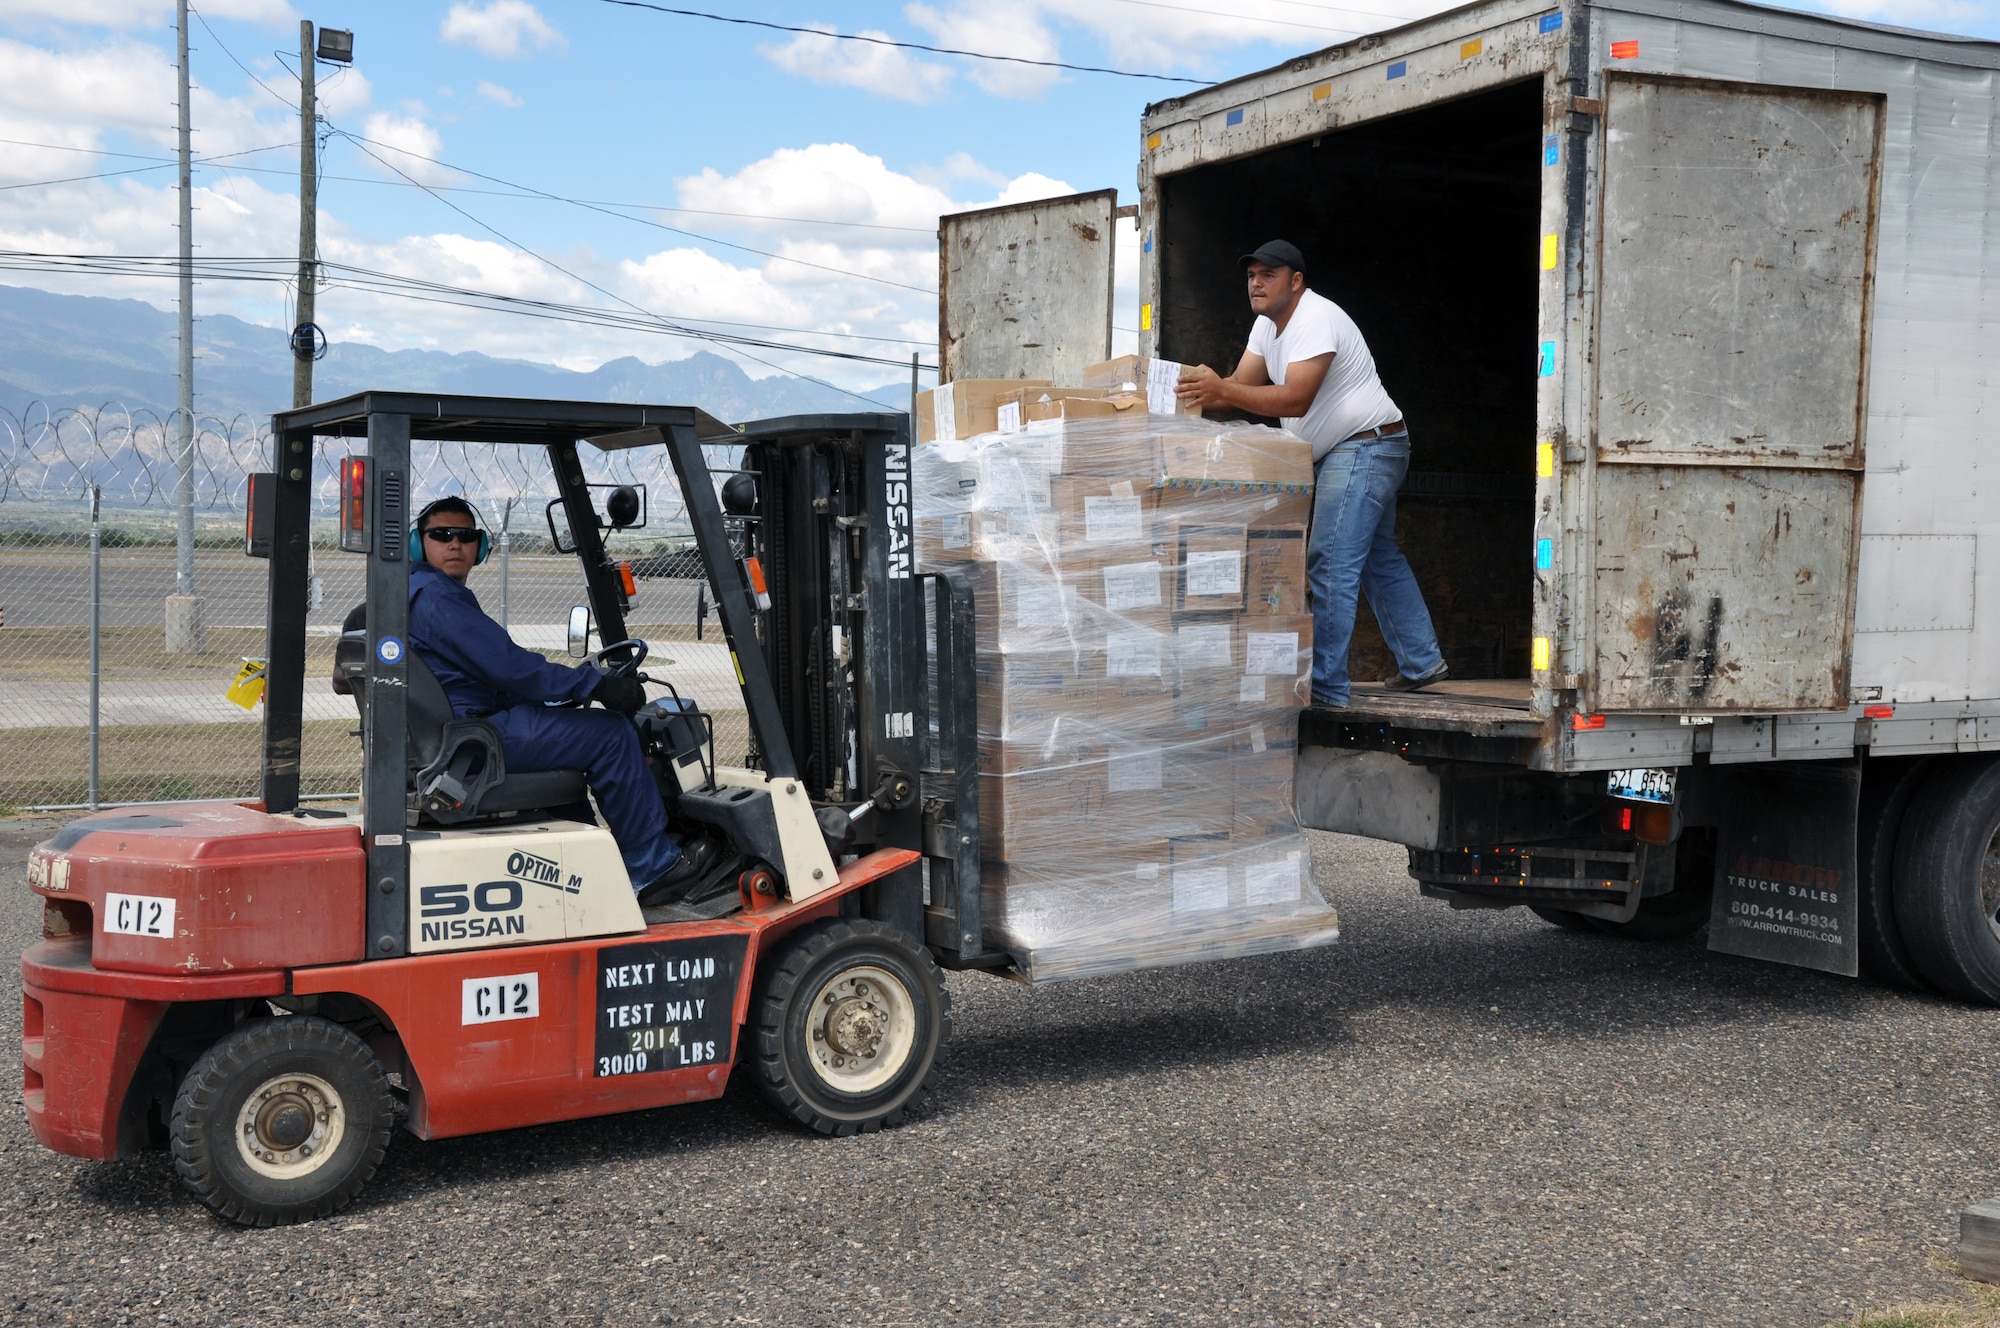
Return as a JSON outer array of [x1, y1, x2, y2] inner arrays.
[[1708, 759, 1861, 976]]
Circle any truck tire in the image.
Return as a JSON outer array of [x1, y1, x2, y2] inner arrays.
[[1856, 757, 1934, 992], [748, 919, 948, 1137], [1892, 756, 2000, 1004], [1529, 906, 1597, 932], [170, 1016, 395, 1227]]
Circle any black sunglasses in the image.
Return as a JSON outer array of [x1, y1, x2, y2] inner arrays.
[[423, 527, 483, 545]]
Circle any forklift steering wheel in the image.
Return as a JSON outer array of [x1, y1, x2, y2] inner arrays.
[[588, 640, 649, 678], [547, 640, 650, 708]]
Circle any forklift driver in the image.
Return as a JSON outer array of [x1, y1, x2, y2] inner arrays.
[[405, 496, 716, 900]]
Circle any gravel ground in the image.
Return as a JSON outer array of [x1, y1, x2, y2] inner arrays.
[[2, 816, 1995, 1327]]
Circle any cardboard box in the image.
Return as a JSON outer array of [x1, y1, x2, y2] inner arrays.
[[1232, 735, 1298, 838], [1156, 483, 1312, 533], [974, 652, 1101, 744], [1032, 398, 1161, 476], [917, 509, 1059, 568], [979, 750, 1107, 862], [981, 841, 1173, 944], [1156, 426, 1313, 487], [1059, 541, 1175, 638], [1049, 475, 1158, 552], [955, 558, 1091, 655], [1244, 526, 1309, 617], [1237, 615, 1314, 706], [1081, 355, 1204, 417], [1175, 522, 1250, 612], [1003, 386, 1106, 427], [918, 378, 1051, 443]]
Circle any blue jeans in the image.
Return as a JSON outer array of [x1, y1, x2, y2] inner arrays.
[[1307, 432, 1442, 706]]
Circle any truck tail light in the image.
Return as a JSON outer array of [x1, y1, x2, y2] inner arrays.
[[338, 457, 369, 553], [743, 556, 771, 611], [1602, 799, 1675, 844], [1572, 713, 1606, 731], [1863, 704, 1894, 719]]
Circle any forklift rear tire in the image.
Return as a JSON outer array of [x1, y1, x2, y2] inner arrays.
[[170, 1016, 396, 1227], [749, 919, 948, 1137], [1892, 756, 2000, 1005]]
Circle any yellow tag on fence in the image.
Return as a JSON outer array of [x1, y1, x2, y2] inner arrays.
[[225, 657, 268, 711]]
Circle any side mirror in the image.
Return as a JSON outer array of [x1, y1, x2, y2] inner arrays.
[[605, 485, 642, 529], [566, 604, 591, 658]]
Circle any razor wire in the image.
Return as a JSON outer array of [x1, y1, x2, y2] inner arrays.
[[0, 403, 745, 811]]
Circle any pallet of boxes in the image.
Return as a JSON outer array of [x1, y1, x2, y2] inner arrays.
[[914, 359, 1340, 982]]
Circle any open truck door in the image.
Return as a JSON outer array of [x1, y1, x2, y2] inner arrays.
[[939, 188, 1117, 382], [1587, 72, 1884, 714]]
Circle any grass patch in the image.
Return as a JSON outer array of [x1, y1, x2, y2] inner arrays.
[[1826, 1279, 2000, 1328], [1, 719, 360, 807], [0, 625, 331, 681]]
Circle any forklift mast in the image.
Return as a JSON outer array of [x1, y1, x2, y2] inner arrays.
[[257, 396, 984, 969], [686, 415, 984, 965]]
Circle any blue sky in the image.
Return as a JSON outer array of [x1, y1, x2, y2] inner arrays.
[[3, 0, 1995, 397]]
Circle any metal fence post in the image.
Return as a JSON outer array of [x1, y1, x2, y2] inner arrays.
[[88, 484, 102, 810], [498, 496, 514, 629]]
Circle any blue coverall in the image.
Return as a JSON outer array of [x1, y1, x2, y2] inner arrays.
[[406, 562, 677, 880]]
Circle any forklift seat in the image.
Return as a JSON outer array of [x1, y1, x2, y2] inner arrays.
[[335, 629, 590, 825]]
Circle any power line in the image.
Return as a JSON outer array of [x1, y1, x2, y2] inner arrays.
[[326, 128, 939, 294], [0, 141, 295, 194], [0, 250, 938, 372], [0, 140, 933, 235], [596, 0, 1215, 84], [301, 139, 916, 405]]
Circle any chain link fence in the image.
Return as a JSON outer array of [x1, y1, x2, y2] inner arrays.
[[0, 402, 745, 811]]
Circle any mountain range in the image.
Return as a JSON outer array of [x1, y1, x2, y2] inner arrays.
[[0, 283, 913, 428]]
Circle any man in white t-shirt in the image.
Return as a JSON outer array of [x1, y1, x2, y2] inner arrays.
[[1176, 240, 1445, 708]]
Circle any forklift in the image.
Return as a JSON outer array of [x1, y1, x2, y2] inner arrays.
[[20, 394, 989, 1226]]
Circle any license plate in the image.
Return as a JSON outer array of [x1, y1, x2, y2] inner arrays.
[[1606, 768, 1676, 804]]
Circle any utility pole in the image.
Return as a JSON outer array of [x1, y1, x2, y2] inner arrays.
[[293, 19, 317, 410], [166, 0, 204, 653]]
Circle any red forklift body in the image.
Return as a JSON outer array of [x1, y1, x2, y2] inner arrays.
[[30, 802, 366, 975], [20, 801, 918, 1158]]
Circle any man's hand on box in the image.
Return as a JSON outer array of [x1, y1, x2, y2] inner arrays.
[[1176, 363, 1228, 411]]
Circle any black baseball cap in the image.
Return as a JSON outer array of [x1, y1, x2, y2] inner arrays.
[[1240, 240, 1305, 273]]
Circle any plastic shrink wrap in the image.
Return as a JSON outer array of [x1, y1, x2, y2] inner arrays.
[[916, 400, 1340, 982]]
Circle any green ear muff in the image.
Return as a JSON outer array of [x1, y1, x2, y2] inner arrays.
[[410, 498, 493, 566]]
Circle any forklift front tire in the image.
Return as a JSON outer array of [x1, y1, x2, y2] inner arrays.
[[749, 919, 948, 1137], [170, 1015, 396, 1227]]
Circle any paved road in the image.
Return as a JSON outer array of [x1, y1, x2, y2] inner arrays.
[[1, 822, 1994, 1327], [0, 645, 745, 728], [0, 550, 703, 630]]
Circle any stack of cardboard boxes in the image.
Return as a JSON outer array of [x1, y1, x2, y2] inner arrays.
[[914, 361, 1340, 982]]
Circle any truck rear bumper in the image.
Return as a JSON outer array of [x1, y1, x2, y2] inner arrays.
[[20, 940, 284, 1161]]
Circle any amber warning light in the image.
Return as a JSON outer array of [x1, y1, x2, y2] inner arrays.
[[743, 556, 771, 611], [339, 457, 368, 553]]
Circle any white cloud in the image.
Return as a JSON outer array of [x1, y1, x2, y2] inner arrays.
[[678, 142, 961, 233], [355, 111, 454, 185], [758, 25, 954, 103], [315, 65, 374, 118], [993, 172, 1073, 206], [439, 0, 564, 60], [476, 80, 521, 107], [905, 2, 1063, 99]]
